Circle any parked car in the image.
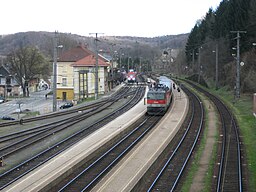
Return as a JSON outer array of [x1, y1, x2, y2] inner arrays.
[[0, 96, 5, 104], [60, 102, 73, 109], [1, 116, 15, 120]]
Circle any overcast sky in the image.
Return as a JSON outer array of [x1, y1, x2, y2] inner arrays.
[[1, 0, 222, 37]]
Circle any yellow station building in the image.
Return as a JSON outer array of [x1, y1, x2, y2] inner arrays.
[[56, 45, 110, 101]]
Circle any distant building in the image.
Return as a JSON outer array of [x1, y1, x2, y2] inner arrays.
[[0, 65, 20, 98], [152, 48, 179, 73], [28, 78, 40, 93], [56, 45, 110, 101]]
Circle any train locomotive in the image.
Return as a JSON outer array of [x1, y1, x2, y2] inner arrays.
[[127, 69, 137, 83], [146, 76, 173, 115]]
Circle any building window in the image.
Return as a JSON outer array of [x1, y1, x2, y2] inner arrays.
[[6, 77, 11, 84], [62, 78, 67, 86]]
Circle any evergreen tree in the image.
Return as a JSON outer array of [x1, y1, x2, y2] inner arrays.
[[183, 0, 255, 92]]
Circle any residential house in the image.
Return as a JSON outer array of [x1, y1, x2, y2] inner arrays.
[[56, 45, 110, 101], [152, 48, 178, 73], [0, 65, 19, 98]]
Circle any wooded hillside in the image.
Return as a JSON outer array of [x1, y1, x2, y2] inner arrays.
[[184, 0, 256, 93], [0, 32, 188, 59]]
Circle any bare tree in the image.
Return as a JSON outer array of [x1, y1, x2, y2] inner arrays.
[[6, 46, 49, 97]]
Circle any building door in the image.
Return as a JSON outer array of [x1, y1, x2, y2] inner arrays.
[[62, 92, 67, 101]]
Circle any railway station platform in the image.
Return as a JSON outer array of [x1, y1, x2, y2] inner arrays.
[[3, 86, 188, 192], [91, 88, 188, 192], [2, 86, 147, 192]]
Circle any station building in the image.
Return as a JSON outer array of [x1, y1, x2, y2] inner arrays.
[[56, 45, 110, 101]]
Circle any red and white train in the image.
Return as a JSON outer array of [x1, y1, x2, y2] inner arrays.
[[127, 69, 137, 83], [146, 76, 173, 115]]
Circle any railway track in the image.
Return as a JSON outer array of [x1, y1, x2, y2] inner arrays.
[[132, 83, 205, 191], [0, 86, 132, 158], [0, 85, 145, 190], [145, 75, 245, 191], [0, 101, 124, 158], [184, 81, 244, 192], [2, 77, 243, 191], [0, 87, 131, 149], [0, 86, 130, 128], [51, 115, 162, 191]]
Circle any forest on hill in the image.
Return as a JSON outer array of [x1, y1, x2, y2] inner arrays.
[[183, 0, 256, 93], [1, 0, 255, 94], [0, 32, 187, 59], [0, 31, 187, 97]]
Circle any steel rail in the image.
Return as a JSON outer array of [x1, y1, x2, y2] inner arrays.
[[0, 86, 129, 127], [0, 86, 144, 190], [0, 87, 132, 158], [184, 80, 242, 192], [58, 113, 159, 191], [146, 84, 204, 191]]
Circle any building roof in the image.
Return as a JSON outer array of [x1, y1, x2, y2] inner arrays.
[[58, 45, 94, 62], [99, 53, 111, 62], [58, 45, 109, 68], [72, 55, 110, 67], [0, 65, 10, 77]]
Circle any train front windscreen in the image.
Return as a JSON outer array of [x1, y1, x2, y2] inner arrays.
[[147, 92, 165, 100]]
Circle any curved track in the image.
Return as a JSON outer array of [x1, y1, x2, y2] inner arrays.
[[0, 85, 145, 190], [52, 115, 162, 191], [185, 81, 244, 192], [0, 87, 132, 159], [132, 84, 204, 191], [0, 86, 130, 128]]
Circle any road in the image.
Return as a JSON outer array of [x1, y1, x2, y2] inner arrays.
[[0, 89, 66, 119], [0, 84, 124, 120]]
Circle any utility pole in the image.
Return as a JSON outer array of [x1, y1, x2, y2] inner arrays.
[[192, 49, 195, 73], [215, 43, 219, 89], [127, 56, 130, 72], [197, 47, 201, 84], [139, 57, 142, 73], [89, 33, 104, 100], [231, 31, 246, 99], [53, 31, 57, 112], [52, 31, 63, 112], [110, 43, 115, 83], [109, 43, 116, 89]]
